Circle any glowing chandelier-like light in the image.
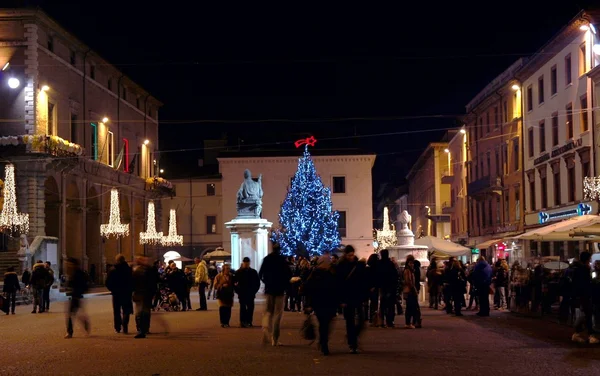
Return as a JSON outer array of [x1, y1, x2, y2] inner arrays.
[[139, 201, 162, 245], [584, 176, 600, 201], [375, 207, 397, 250], [100, 188, 129, 238], [0, 164, 29, 235], [161, 209, 183, 246]]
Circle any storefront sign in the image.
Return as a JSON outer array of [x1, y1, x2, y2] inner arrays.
[[496, 224, 517, 233], [534, 138, 582, 166], [538, 203, 592, 224]]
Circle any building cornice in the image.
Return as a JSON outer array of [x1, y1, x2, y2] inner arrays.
[[218, 155, 376, 166], [466, 59, 526, 113], [588, 65, 600, 81], [406, 142, 448, 179], [0, 8, 162, 107]]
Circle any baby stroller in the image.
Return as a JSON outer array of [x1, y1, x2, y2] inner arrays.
[[155, 286, 181, 312]]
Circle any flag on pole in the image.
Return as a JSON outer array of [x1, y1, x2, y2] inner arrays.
[[114, 144, 125, 170]]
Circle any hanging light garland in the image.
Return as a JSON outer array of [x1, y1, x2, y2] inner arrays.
[[100, 188, 129, 238], [0, 164, 29, 235], [161, 209, 183, 246], [584, 176, 600, 201], [139, 201, 162, 245]]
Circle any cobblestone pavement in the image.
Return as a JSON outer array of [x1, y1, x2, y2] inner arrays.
[[1, 295, 599, 376]]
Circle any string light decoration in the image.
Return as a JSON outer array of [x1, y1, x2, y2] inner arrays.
[[375, 206, 397, 251], [100, 188, 129, 238], [0, 164, 29, 235], [161, 209, 183, 246], [139, 201, 162, 245], [584, 176, 600, 201]]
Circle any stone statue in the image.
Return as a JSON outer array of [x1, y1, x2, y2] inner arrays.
[[236, 169, 263, 218], [18, 234, 29, 256], [399, 210, 412, 232]]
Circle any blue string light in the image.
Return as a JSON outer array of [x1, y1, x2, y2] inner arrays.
[[272, 145, 341, 256]]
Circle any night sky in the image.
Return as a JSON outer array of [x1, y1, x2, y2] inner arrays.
[[8, 0, 595, 213]]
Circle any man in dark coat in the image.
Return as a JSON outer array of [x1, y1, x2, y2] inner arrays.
[[571, 251, 596, 343], [259, 243, 292, 346], [106, 254, 133, 334], [337, 245, 366, 354], [378, 249, 399, 328], [235, 257, 261, 327], [43, 261, 54, 312], [64, 257, 90, 338], [472, 256, 493, 317], [3, 266, 21, 314], [30, 260, 49, 313]]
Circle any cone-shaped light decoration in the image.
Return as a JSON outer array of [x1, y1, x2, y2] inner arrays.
[[161, 209, 183, 246], [375, 206, 397, 251], [0, 165, 29, 235], [139, 201, 162, 245], [100, 188, 129, 238]]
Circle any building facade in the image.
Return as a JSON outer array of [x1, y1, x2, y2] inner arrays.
[[444, 129, 468, 244], [406, 141, 452, 239], [519, 13, 599, 258], [161, 176, 223, 258], [465, 59, 525, 259], [0, 9, 167, 281], [217, 150, 376, 259]]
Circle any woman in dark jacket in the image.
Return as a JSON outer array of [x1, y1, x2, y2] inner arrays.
[[304, 256, 338, 356], [427, 259, 442, 310], [3, 266, 21, 315]]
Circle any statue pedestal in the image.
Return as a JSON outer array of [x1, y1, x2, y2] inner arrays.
[[225, 218, 272, 272]]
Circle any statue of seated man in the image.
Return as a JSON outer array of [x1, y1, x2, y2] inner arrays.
[[236, 169, 263, 218]]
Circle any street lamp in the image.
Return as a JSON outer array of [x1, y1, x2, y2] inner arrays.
[[460, 128, 466, 134], [102, 117, 109, 123], [159, 169, 164, 174], [7, 77, 20, 89], [511, 84, 520, 91], [41, 85, 49, 92], [144, 139, 150, 145]]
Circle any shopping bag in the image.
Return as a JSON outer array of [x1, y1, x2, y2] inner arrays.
[[300, 314, 316, 342], [0, 295, 8, 314]]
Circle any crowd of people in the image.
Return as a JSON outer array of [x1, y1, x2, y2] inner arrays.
[[4, 246, 600, 349]]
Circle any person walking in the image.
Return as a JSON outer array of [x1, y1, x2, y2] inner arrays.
[[207, 261, 218, 300], [259, 242, 292, 346], [194, 257, 209, 311], [106, 254, 133, 334], [166, 263, 186, 311], [30, 260, 49, 314], [304, 254, 338, 356], [403, 255, 421, 328], [337, 245, 366, 354], [214, 264, 235, 327], [427, 258, 442, 310], [448, 259, 466, 317], [184, 267, 194, 311], [43, 261, 54, 312], [571, 251, 597, 343], [132, 256, 157, 339], [3, 266, 20, 315], [378, 250, 399, 328], [234, 257, 261, 327], [365, 254, 379, 325], [64, 258, 90, 339], [472, 256, 493, 317]]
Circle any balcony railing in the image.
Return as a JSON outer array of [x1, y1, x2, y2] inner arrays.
[[145, 177, 176, 197], [467, 175, 502, 197], [0, 134, 84, 157], [441, 170, 454, 184]]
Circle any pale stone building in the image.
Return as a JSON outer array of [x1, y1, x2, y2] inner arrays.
[[0, 9, 169, 281]]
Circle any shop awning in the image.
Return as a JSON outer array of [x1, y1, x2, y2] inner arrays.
[[476, 238, 503, 249], [414, 236, 471, 257], [513, 215, 600, 241]]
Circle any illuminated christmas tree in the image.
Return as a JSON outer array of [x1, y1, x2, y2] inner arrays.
[[272, 145, 341, 256]]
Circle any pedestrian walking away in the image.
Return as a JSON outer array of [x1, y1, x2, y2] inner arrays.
[[234, 257, 261, 328], [337, 245, 367, 354], [43, 261, 54, 312], [132, 256, 158, 339], [106, 254, 133, 334], [215, 264, 235, 327], [259, 242, 292, 346], [3, 266, 21, 315], [30, 260, 49, 313], [64, 257, 90, 339]]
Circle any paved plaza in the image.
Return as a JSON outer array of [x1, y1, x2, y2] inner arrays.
[[1, 294, 600, 376]]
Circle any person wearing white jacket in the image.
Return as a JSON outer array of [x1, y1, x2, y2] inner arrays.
[[195, 258, 209, 310]]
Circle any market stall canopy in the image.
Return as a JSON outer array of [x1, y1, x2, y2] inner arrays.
[[207, 249, 231, 258], [513, 215, 600, 241], [172, 256, 193, 262], [543, 261, 569, 270], [414, 236, 470, 258], [476, 238, 503, 250]]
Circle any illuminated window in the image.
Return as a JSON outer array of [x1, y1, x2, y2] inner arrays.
[[579, 43, 587, 75], [206, 216, 217, 234], [107, 130, 114, 167]]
